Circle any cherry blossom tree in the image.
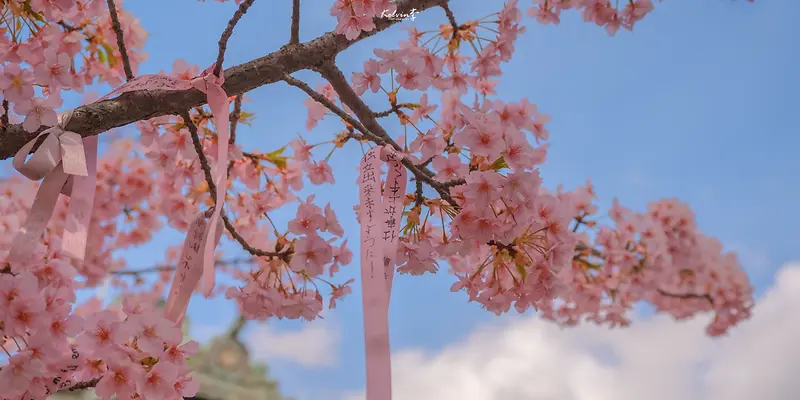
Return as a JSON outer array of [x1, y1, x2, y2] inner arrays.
[[0, 0, 755, 399]]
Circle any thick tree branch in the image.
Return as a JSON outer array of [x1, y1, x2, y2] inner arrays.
[[290, 0, 300, 45], [214, 0, 257, 77], [105, 0, 134, 81], [0, 0, 443, 161]]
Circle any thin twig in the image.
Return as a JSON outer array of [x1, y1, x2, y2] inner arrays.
[[181, 111, 218, 201], [105, 0, 134, 81], [414, 180, 424, 207], [1, 100, 8, 130], [229, 94, 243, 145], [228, 314, 247, 339], [180, 111, 290, 262], [440, 2, 460, 36], [113, 257, 255, 276], [66, 377, 101, 391], [313, 62, 461, 207], [289, 0, 300, 45], [214, 0, 257, 77], [657, 289, 715, 305]]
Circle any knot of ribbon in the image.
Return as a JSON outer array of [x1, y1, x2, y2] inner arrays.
[[9, 112, 98, 267]]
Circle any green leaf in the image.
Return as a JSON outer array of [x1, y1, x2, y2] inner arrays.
[[97, 48, 107, 65], [21, 1, 45, 22], [515, 260, 528, 281], [101, 43, 118, 67], [489, 156, 508, 171], [264, 146, 288, 169], [266, 146, 286, 158]]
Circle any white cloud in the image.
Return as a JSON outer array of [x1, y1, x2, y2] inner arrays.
[[247, 319, 339, 368], [345, 262, 800, 400]]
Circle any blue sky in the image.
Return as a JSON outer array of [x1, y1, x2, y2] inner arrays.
[[5, 0, 800, 398]]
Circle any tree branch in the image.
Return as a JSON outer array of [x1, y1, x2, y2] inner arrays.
[[0, 0, 444, 161], [657, 289, 715, 305], [66, 377, 101, 391], [112, 257, 255, 276], [105, 0, 134, 81], [228, 314, 247, 340], [314, 60, 460, 207], [290, 0, 300, 45], [214, 0, 258, 77], [181, 111, 290, 262], [229, 94, 243, 145], [440, 2, 460, 35]]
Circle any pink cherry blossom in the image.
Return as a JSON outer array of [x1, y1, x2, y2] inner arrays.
[[0, 1, 759, 396], [95, 355, 139, 400], [352, 59, 382, 95], [139, 361, 179, 400], [14, 94, 62, 132], [0, 63, 35, 103]]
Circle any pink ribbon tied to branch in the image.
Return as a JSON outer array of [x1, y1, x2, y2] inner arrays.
[[162, 65, 231, 324], [359, 145, 408, 400], [9, 111, 98, 267], [86, 64, 232, 323], [188, 65, 230, 299]]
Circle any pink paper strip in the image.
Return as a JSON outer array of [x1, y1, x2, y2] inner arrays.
[[8, 166, 70, 266], [189, 66, 230, 298], [163, 212, 225, 324], [359, 145, 408, 400], [380, 147, 407, 298], [40, 347, 82, 398], [61, 136, 98, 260], [98, 65, 232, 317]]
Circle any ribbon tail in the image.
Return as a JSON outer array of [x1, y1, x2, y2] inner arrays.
[[165, 214, 210, 323], [200, 84, 230, 298], [201, 215, 225, 297], [61, 136, 98, 260], [359, 147, 393, 400], [8, 167, 70, 268]]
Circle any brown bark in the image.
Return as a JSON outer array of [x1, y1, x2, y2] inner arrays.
[[0, 0, 444, 161]]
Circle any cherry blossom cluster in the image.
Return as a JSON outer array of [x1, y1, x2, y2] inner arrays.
[[332, 0, 658, 39], [298, 0, 753, 335], [127, 60, 356, 321], [0, 281, 199, 400], [0, 0, 756, 396], [0, 0, 146, 132]]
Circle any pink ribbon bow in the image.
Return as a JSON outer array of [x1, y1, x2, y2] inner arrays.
[[9, 112, 98, 267], [358, 145, 408, 400]]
